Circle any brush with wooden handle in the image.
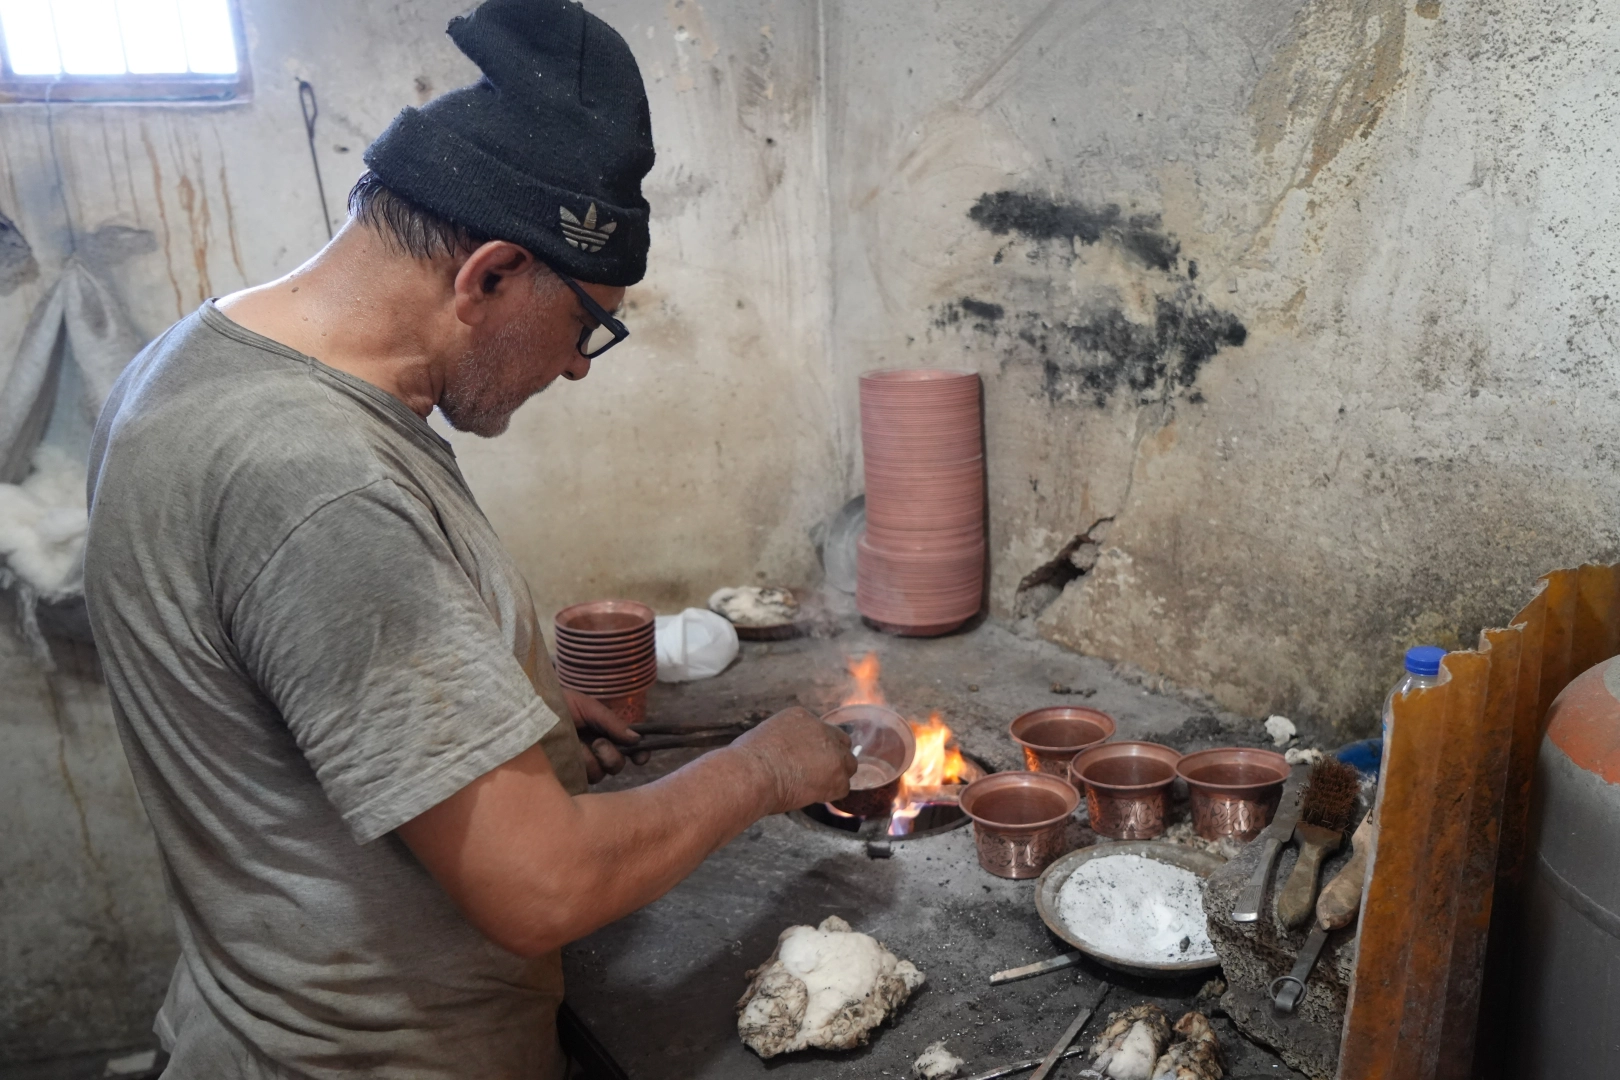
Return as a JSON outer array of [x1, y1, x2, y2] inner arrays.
[[1272, 810, 1375, 1012], [1275, 758, 1361, 929]]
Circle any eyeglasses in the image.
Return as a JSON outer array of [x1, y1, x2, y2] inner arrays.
[[548, 264, 629, 359]]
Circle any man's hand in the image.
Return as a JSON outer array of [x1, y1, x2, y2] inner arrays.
[[563, 688, 649, 783], [732, 706, 858, 813]]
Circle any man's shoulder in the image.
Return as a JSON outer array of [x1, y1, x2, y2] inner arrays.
[[86, 307, 427, 606], [97, 306, 403, 504]]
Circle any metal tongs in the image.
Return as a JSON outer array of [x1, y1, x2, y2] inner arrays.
[[624, 716, 764, 752]]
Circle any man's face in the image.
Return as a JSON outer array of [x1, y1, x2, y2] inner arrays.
[[439, 270, 625, 437]]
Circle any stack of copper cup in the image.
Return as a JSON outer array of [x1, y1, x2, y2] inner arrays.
[[856, 369, 985, 636], [553, 600, 657, 722]]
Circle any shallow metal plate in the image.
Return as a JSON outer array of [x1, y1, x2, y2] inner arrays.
[[1035, 840, 1225, 978]]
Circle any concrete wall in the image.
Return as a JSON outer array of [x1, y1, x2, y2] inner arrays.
[[0, 625, 174, 1062], [0, 0, 835, 1059], [823, 0, 1620, 736]]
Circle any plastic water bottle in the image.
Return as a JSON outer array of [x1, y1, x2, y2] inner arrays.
[[1365, 645, 1446, 901], [1382, 645, 1447, 739]]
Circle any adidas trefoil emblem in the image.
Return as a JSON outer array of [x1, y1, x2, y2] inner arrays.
[[560, 203, 616, 252]]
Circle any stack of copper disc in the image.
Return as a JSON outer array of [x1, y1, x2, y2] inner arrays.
[[553, 600, 657, 701], [857, 369, 985, 636]]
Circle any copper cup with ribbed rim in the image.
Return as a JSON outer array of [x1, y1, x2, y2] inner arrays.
[[1068, 741, 1181, 840], [958, 771, 1079, 879], [1009, 706, 1117, 776], [1175, 747, 1290, 842]]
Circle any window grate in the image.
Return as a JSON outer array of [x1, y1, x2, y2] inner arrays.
[[0, 0, 249, 103]]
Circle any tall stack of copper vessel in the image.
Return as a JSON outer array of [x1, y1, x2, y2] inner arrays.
[[856, 369, 985, 636]]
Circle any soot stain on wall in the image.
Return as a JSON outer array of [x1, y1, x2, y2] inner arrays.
[[950, 191, 1247, 407], [969, 190, 1181, 272]]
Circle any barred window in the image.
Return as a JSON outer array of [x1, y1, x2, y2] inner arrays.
[[0, 0, 247, 103]]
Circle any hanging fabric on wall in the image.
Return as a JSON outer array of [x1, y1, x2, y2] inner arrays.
[[0, 258, 146, 664], [0, 209, 38, 296]]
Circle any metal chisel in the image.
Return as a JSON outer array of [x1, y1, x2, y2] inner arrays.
[[1231, 766, 1306, 922]]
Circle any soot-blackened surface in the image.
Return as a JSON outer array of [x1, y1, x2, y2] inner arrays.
[[954, 191, 1247, 408], [969, 191, 1180, 272]]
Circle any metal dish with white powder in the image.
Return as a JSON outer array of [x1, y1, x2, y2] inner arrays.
[[1034, 841, 1224, 977]]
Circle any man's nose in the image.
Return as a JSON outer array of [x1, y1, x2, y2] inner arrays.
[[562, 354, 593, 381]]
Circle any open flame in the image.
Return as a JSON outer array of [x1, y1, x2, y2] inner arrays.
[[838, 653, 978, 837], [845, 652, 885, 705], [890, 712, 974, 835]]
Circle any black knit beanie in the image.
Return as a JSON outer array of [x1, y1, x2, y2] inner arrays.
[[364, 0, 655, 286]]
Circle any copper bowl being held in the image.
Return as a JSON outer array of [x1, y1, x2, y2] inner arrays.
[[1175, 747, 1291, 842], [821, 705, 916, 818], [958, 771, 1080, 879], [1068, 741, 1181, 840], [1009, 707, 1116, 776]]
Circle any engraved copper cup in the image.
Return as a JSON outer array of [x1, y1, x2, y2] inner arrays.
[[958, 771, 1079, 879], [1009, 707, 1116, 776], [1067, 741, 1181, 840], [1175, 747, 1290, 842]]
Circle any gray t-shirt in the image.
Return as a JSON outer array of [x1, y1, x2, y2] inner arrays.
[[84, 301, 588, 1080]]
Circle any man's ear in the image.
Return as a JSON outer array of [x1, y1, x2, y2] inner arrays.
[[452, 241, 536, 326]]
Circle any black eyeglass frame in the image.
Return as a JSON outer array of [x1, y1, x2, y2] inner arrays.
[[547, 263, 629, 359]]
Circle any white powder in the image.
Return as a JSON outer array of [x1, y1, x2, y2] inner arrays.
[[1055, 855, 1214, 965]]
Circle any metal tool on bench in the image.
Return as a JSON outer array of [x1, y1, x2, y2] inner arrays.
[[956, 1046, 1085, 1080], [623, 716, 763, 752], [1271, 810, 1375, 1013], [1028, 982, 1111, 1080], [1231, 768, 1305, 922], [989, 952, 1081, 985]]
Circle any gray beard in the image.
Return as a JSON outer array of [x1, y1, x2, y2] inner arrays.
[[439, 314, 544, 438]]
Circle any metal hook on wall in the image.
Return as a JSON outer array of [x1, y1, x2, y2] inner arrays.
[[298, 79, 334, 240]]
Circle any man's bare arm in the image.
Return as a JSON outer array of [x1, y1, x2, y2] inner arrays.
[[396, 707, 854, 958]]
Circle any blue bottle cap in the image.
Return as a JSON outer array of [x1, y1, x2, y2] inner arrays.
[[1405, 645, 1446, 677]]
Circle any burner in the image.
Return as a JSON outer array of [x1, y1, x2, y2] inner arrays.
[[798, 799, 969, 840], [793, 753, 989, 842]]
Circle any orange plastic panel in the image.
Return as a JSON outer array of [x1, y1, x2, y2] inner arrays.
[[1340, 661, 1454, 1078]]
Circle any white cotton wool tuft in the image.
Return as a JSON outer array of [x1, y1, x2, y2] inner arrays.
[[737, 915, 924, 1058], [912, 1040, 965, 1079], [0, 446, 89, 598], [1264, 715, 1297, 746]]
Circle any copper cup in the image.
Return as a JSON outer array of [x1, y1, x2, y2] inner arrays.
[[554, 600, 656, 637], [1068, 742, 1181, 840], [958, 772, 1080, 879], [1009, 707, 1116, 776], [1176, 747, 1290, 842], [822, 705, 915, 818]]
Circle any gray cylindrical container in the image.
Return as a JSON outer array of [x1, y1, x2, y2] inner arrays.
[[1514, 655, 1620, 1076]]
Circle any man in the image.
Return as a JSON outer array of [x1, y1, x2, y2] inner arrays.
[[81, 1, 856, 1077]]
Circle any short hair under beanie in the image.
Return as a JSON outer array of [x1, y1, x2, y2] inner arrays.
[[364, 0, 655, 286]]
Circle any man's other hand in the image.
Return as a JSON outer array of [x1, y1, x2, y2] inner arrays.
[[563, 688, 649, 783], [732, 706, 858, 813]]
